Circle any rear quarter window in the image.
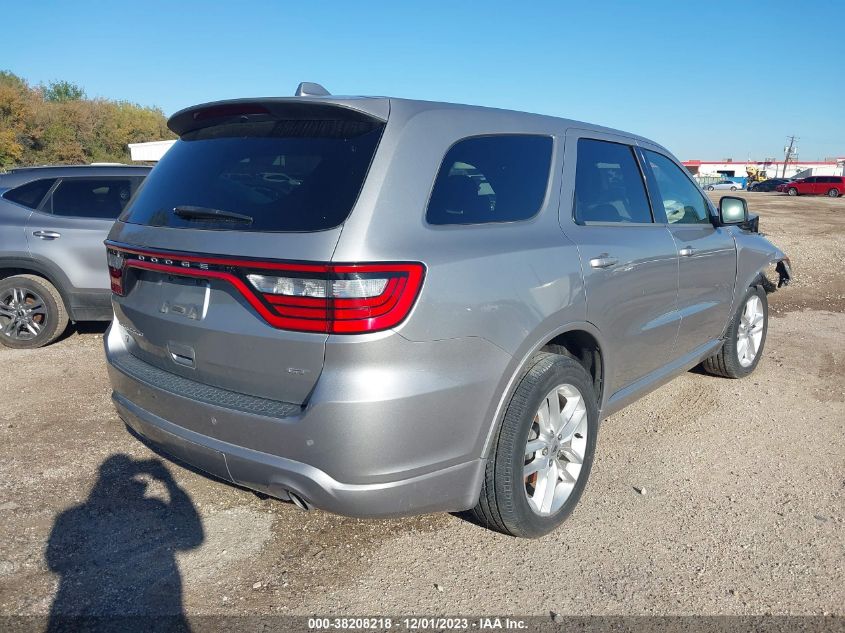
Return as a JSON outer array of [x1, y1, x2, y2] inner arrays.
[[426, 135, 553, 226], [2, 178, 56, 209]]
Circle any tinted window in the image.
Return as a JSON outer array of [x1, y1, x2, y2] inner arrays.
[[122, 120, 384, 232], [644, 150, 711, 225], [3, 178, 55, 209], [48, 178, 136, 219], [573, 139, 652, 224], [426, 135, 552, 225]]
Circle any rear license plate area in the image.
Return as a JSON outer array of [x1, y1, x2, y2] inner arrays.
[[160, 275, 209, 321]]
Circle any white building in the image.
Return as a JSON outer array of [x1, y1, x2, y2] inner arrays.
[[128, 140, 176, 162], [683, 158, 845, 181]]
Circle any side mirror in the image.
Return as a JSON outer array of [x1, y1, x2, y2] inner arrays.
[[719, 196, 747, 224], [718, 196, 758, 232]]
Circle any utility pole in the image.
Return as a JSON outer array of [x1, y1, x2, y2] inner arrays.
[[782, 136, 797, 178]]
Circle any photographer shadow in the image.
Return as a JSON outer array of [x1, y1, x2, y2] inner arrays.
[[46, 454, 203, 632]]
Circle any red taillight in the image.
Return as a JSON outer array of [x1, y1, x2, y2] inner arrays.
[[245, 262, 424, 333], [109, 269, 124, 295], [105, 244, 425, 334], [107, 250, 125, 296]]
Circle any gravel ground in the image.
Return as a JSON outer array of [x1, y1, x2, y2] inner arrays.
[[0, 192, 842, 621]]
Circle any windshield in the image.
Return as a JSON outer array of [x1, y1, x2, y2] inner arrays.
[[121, 119, 384, 232]]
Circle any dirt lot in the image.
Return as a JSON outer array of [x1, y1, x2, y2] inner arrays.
[[0, 192, 842, 622]]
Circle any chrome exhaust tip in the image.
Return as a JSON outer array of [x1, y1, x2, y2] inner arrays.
[[288, 491, 310, 511]]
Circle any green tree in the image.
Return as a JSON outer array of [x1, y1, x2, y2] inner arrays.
[[0, 72, 32, 167], [0, 71, 174, 167], [42, 80, 86, 102]]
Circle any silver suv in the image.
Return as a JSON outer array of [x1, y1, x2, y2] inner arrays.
[[104, 86, 791, 537], [0, 165, 150, 348]]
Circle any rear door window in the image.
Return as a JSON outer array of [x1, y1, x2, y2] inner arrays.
[[3, 178, 56, 209], [48, 177, 138, 219], [643, 150, 711, 225], [121, 120, 384, 232], [573, 139, 652, 224], [426, 135, 552, 225]]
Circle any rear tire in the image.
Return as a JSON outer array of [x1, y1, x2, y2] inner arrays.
[[469, 352, 598, 538], [702, 286, 768, 379], [0, 275, 68, 349], [788, 187, 798, 196], [730, 186, 737, 191], [828, 188, 840, 198]]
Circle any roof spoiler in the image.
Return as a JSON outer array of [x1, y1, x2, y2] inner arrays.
[[168, 96, 386, 137]]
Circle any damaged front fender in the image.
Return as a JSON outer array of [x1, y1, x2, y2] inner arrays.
[[774, 258, 793, 288], [733, 231, 793, 297]]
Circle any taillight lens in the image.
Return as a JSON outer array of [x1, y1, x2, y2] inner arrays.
[[106, 244, 425, 334], [247, 274, 328, 298], [246, 263, 424, 333], [107, 250, 125, 296]]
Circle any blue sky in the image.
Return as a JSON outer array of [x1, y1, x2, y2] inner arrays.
[[3, 1, 843, 160]]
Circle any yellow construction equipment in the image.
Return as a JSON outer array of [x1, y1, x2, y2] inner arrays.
[[746, 164, 766, 184]]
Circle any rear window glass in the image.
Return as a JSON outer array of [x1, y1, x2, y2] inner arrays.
[[3, 178, 55, 209], [121, 120, 384, 232], [426, 135, 552, 225]]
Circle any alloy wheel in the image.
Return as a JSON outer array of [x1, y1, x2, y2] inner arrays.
[[523, 383, 588, 516], [0, 287, 48, 341], [737, 295, 764, 367]]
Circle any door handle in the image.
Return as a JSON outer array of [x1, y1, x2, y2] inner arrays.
[[589, 254, 618, 269], [679, 246, 696, 257], [32, 230, 61, 240]]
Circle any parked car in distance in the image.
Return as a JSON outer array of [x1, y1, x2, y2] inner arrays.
[[0, 165, 151, 348], [777, 175, 844, 197], [748, 178, 788, 192], [705, 180, 742, 191], [104, 84, 791, 538]]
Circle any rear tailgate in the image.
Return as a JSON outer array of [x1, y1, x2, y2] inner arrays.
[[107, 100, 387, 405], [107, 227, 340, 404]]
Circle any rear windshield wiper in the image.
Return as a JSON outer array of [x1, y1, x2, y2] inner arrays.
[[173, 205, 253, 224]]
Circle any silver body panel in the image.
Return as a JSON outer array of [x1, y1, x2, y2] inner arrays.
[[0, 166, 151, 320], [105, 96, 787, 516]]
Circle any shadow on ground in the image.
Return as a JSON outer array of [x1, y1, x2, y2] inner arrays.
[[54, 321, 109, 345], [45, 454, 203, 632]]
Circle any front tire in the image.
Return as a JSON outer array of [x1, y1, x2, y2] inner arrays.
[[702, 286, 768, 379], [707, 185, 715, 191], [828, 188, 840, 198], [0, 275, 68, 349], [730, 186, 737, 191], [788, 187, 798, 196], [469, 352, 598, 538]]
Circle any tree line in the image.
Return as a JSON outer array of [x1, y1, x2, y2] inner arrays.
[[0, 71, 174, 168]]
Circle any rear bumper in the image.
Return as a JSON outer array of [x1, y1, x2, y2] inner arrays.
[[113, 391, 484, 517], [105, 320, 509, 517]]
